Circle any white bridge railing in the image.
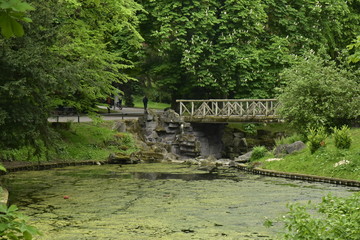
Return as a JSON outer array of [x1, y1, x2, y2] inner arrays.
[[176, 99, 279, 118]]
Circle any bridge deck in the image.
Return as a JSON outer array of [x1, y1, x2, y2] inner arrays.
[[176, 99, 280, 123]]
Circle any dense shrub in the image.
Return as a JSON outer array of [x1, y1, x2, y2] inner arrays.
[[265, 192, 360, 240], [307, 127, 328, 154], [333, 125, 352, 149], [0, 204, 41, 239], [278, 54, 360, 132], [250, 146, 267, 161]]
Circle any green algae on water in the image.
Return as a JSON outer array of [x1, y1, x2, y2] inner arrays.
[[1, 163, 356, 240]]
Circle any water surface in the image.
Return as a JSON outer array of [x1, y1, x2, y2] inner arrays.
[[1, 163, 358, 240]]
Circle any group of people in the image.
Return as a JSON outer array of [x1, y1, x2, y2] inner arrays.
[[106, 96, 148, 113]]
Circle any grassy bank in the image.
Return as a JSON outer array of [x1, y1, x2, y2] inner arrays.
[[255, 128, 360, 181], [132, 95, 171, 109], [0, 121, 139, 166]]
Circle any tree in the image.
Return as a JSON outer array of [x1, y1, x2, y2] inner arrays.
[[0, 0, 143, 156], [136, 0, 360, 104], [277, 53, 360, 132], [348, 35, 360, 63], [137, 0, 274, 104]]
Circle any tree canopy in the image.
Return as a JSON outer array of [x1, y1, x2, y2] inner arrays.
[[1, 0, 360, 155], [0, 0, 143, 155], [135, 0, 360, 104]]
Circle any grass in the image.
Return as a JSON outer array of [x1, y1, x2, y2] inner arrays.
[[0, 121, 139, 164], [132, 95, 171, 109], [227, 122, 297, 136], [257, 128, 360, 181]]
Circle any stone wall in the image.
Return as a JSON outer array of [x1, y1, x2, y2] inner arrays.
[[221, 127, 279, 159], [135, 110, 286, 160], [138, 109, 225, 158]]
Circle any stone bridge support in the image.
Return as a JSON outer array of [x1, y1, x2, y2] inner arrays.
[[139, 109, 225, 158]]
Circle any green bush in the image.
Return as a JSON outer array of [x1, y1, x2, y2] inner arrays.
[[275, 133, 305, 146], [265, 192, 360, 240], [307, 127, 327, 154], [0, 164, 5, 172], [250, 146, 267, 161], [278, 54, 360, 132], [0, 204, 41, 239], [333, 125, 352, 149], [243, 123, 257, 135]]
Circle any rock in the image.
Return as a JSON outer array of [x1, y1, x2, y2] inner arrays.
[[162, 152, 180, 162], [0, 187, 9, 204], [199, 155, 217, 166], [145, 131, 159, 143], [233, 131, 245, 138], [265, 158, 283, 162], [234, 151, 253, 163], [159, 109, 182, 123], [135, 151, 165, 163], [113, 122, 126, 132], [183, 158, 200, 165], [287, 141, 306, 154], [274, 141, 306, 157], [108, 153, 135, 164], [215, 159, 232, 166], [334, 160, 350, 167]]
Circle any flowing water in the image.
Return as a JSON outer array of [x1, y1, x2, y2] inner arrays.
[[1, 163, 358, 240]]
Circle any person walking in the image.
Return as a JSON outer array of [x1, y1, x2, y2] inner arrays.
[[117, 98, 122, 110], [142, 96, 148, 113]]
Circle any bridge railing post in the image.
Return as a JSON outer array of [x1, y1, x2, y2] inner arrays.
[[180, 101, 183, 115], [191, 102, 194, 116]]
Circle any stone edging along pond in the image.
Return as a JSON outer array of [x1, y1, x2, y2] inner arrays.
[[0, 160, 107, 175], [236, 163, 360, 187], [1, 160, 360, 188]]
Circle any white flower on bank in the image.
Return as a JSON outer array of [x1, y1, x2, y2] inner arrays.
[[334, 160, 350, 167]]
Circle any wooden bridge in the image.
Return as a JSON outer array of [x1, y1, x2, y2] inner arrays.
[[176, 99, 280, 123]]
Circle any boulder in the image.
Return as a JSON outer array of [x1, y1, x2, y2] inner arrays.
[[274, 141, 306, 157], [108, 153, 136, 164], [234, 151, 253, 163]]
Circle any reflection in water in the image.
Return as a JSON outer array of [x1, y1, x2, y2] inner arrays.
[[131, 172, 219, 181], [1, 163, 358, 240]]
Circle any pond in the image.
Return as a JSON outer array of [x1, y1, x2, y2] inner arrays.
[[1, 163, 358, 240]]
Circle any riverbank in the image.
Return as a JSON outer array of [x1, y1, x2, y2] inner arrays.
[[1, 121, 360, 185], [256, 127, 360, 182], [2, 163, 356, 240]]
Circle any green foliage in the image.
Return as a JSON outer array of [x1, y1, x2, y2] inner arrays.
[[138, 0, 279, 99], [53, 122, 139, 160], [136, 0, 359, 101], [243, 124, 257, 135], [0, 204, 41, 239], [332, 125, 352, 149], [278, 54, 360, 132], [0, 0, 143, 155], [267, 193, 360, 240], [0, 0, 34, 38], [113, 132, 138, 154], [0, 164, 6, 172], [275, 133, 305, 146], [347, 35, 360, 63], [261, 128, 360, 181], [0, 122, 140, 162], [250, 146, 267, 161], [307, 127, 328, 154]]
